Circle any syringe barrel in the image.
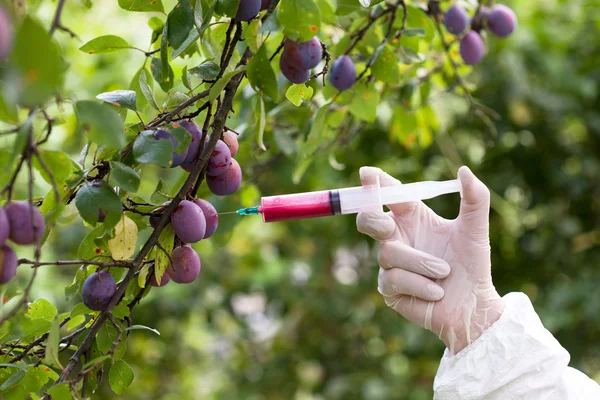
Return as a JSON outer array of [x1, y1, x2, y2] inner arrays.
[[259, 190, 341, 222]]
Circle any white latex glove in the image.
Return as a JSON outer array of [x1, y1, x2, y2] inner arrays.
[[357, 166, 504, 355]]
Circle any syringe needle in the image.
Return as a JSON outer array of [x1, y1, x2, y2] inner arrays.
[[217, 211, 239, 215]]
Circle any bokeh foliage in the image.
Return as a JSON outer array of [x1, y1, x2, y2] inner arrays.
[[0, 0, 599, 399]]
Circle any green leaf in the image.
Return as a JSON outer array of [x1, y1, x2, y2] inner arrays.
[[33, 149, 80, 185], [0, 369, 25, 391], [75, 180, 123, 228], [0, 93, 18, 124], [47, 383, 71, 400], [150, 179, 171, 204], [215, 0, 239, 17], [399, 47, 426, 64], [336, 0, 361, 15], [21, 318, 53, 339], [195, 0, 216, 38], [164, 90, 191, 111], [182, 65, 192, 90], [188, 61, 220, 81], [246, 19, 261, 53], [150, 57, 175, 92], [43, 318, 61, 369], [27, 299, 57, 321], [292, 157, 313, 184], [79, 35, 134, 54], [286, 84, 314, 107], [167, 0, 194, 49], [256, 93, 267, 151], [349, 84, 380, 122], [109, 161, 140, 193], [65, 269, 87, 302], [153, 224, 174, 287], [109, 359, 134, 395], [302, 105, 329, 156], [247, 44, 278, 101], [0, 364, 27, 372], [133, 130, 173, 167], [78, 225, 108, 260], [317, 0, 336, 24], [67, 314, 86, 331], [148, 16, 165, 32], [171, 29, 200, 59], [118, 0, 164, 12], [20, 365, 53, 392], [70, 302, 93, 318], [11, 16, 66, 105], [166, 125, 192, 153], [403, 27, 426, 37], [160, 18, 169, 82], [209, 66, 247, 102], [278, 0, 321, 41], [96, 90, 137, 111], [74, 100, 126, 148], [125, 325, 161, 335], [113, 304, 130, 319], [108, 215, 138, 260], [371, 44, 401, 84], [97, 320, 127, 360], [137, 69, 160, 111], [389, 105, 418, 146], [82, 355, 111, 370]]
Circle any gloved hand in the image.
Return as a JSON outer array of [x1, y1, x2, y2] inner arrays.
[[356, 166, 504, 355]]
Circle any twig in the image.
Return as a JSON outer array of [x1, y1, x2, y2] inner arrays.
[[18, 259, 134, 268], [49, 0, 77, 38]]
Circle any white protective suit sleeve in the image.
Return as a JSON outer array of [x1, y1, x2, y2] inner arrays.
[[433, 292, 600, 400]]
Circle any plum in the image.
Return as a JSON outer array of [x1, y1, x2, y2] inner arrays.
[[154, 129, 189, 168], [171, 200, 206, 243], [166, 245, 201, 284], [280, 55, 311, 84], [283, 37, 323, 70], [82, 271, 117, 311], [260, 0, 271, 11], [0, 244, 17, 284], [180, 120, 203, 168], [207, 140, 232, 177], [443, 5, 469, 35], [5, 201, 45, 245], [194, 199, 218, 239], [460, 30, 485, 65], [222, 130, 239, 157], [149, 214, 161, 229], [328, 55, 356, 91], [0, 7, 13, 61], [235, 0, 261, 22], [487, 4, 517, 38], [150, 270, 171, 287], [0, 207, 9, 244], [207, 158, 242, 196]]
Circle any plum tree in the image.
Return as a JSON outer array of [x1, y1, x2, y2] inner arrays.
[[260, 0, 271, 11], [207, 140, 232, 177], [207, 158, 242, 196], [235, 0, 261, 22], [194, 199, 218, 239], [283, 37, 323, 70], [328, 56, 357, 91], [180, 120, 203, 170], [0, 244, 17, 284], [443, 5, 469, 35], [222, 130, 239, 157], [171, 200, 206, 243], [154, 129, 188, 168], [5, 201, 45, 245], [460, 30, 485, 65], [0, 7, 13, 61], [487, 4, 517, 37], [150, 271, 171, 287], [0, 206, 9, 244], [81, 271, 117, 311], [279, 55, 310, 84], [166, 245, 201, 284]]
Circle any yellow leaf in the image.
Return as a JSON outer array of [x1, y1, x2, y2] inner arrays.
[[108, 215, 138, 260]]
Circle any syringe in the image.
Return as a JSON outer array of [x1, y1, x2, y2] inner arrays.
[[227, 174, 462, 223]]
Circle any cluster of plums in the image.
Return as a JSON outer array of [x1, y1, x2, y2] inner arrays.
[[279, 35, 357, 92], [154, 120, 242, 197], [443, 3, 517, 65], [81, 124, 241, 311], [0, 202, 45, 284], [235, 0, 271, 22]]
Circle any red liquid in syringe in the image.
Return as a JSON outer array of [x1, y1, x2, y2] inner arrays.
[[259, 190, 341, 223]]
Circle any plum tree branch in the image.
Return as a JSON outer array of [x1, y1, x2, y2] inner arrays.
[[18, 259, 134, 268], [49, 0, 76, 38]]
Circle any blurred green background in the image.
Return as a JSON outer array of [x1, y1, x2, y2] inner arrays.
[[3, 0, 600, 398]]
